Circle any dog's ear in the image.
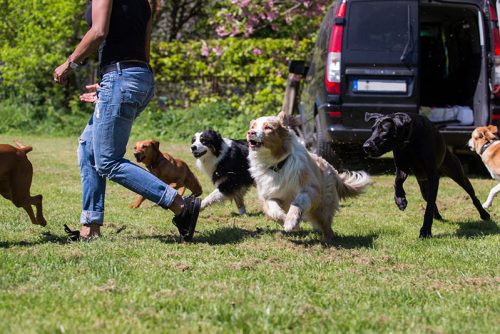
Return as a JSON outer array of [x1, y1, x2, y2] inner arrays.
[[151, 140, 160, 151], [486, 125, 499, 140], [393, 113, 412, 129], [278, 111, 301, 128], [392, 113, 413, 139], [365, 113, 384, 122]]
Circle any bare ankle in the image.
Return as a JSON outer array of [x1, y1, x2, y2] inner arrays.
[[80, 223, 101, 238], [169, 195, 185, 215]]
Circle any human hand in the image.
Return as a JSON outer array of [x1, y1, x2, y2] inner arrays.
[[53, 60, 71, 85], [79, 83, 100, 103]]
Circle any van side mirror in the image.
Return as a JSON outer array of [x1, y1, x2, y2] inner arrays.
[[288, 60, 309, 76]]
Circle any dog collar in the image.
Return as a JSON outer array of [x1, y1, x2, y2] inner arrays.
[[269, 156, 289, 173], [480, 140, 498, 155]]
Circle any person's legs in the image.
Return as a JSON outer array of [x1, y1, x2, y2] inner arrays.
[[77, 116, 106, 238], [92, 70, 178, 209], [82, 67, 199, 240]]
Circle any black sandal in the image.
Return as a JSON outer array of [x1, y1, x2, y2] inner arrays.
[[64, 224, 82, 242], [172, 196, 201, 242]]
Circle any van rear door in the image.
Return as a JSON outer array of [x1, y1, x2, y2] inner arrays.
[[341, 0, 419, 127]]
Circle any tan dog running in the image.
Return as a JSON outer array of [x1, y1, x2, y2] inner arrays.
[[246, 112, 371, 242], [131, 140, 202, 208], [0, 142, 47, 226], [468, 125, 500, 209]]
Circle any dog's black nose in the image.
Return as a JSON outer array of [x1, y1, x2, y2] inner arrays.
[[190, 145, 196, 152], [362, 141, 375, 154], [363, 141, 373, 152]]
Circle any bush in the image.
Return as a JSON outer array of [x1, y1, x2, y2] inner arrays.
[[0, 98, 251, 140], [131, 101, 253, 140], [0, 0, 88, 107], [0, 98, 91, 136], [152, 38, 314, 118]]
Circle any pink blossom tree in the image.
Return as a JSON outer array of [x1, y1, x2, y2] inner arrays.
[[213, 0, 331, 39]]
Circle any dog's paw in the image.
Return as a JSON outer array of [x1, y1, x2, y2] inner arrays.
[[480, 210, 491, 221], [419, 228, 432, 239], [283, 223, 297, 233], [283, 219, 300, 233], [434, 211, 443, 221], [482, 202, 490, 210], [284, 207, 301, 232], [394, 196, 408, 211], [36, 217, 47, 227]]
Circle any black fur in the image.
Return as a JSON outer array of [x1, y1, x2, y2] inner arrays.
[[191, 130, 253, 195], [211, 138, 254, 195], [363, 112, 489, 238]]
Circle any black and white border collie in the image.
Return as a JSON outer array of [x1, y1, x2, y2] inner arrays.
[[191, 129, 254, 214]]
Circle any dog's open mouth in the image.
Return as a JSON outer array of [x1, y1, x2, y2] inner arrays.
[[192, 150, 207, 158], [248, 140, 262, 150], [134, 153, 145, 163]]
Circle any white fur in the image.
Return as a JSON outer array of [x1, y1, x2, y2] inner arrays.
[[248, 115, 371, 241], [192, 132, 232, 179], [191, 132, 248, 214], [469, 128, 500, 209]]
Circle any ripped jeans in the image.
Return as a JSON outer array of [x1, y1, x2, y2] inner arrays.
[[77, 66, 178, 225]]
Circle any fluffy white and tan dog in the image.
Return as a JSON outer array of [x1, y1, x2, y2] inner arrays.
[[467, 125, 500, 208], [246, 112, 371, 242]]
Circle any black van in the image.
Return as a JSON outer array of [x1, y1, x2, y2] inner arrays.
[[286, 0, 500, 165]]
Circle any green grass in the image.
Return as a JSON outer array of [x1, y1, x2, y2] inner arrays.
[[0, 135, 499, 333]]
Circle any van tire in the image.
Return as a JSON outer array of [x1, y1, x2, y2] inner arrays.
[[313, 114, 342, 168]]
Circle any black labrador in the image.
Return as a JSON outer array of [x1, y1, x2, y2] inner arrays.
[[363, 112, 489, 238]]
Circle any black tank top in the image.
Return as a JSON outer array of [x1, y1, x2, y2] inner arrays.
[[85, 0, 151, 67]]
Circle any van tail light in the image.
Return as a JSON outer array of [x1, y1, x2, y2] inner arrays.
[[489, 3, 500, 97], [325, 1, 346, 94]]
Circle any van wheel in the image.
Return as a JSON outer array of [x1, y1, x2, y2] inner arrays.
[[312, 114, 342, 168]]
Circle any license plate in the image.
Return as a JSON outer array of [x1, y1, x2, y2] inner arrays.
[[353, 80, 407, 93]]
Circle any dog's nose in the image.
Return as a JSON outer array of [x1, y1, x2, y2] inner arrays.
[[247, 130, 256, 137], [190, 145, 196, 152], [362, 141, 374, 153]]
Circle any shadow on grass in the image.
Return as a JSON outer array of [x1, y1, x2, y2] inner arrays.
[[0, 231, 72, 248], [354, 155, 490, 177], [289, 232, 378, 249], [436, 219, 500, 239], [129, 226, 273, 245], [194, 226, 275, 245], [229, 211, 264, 218]]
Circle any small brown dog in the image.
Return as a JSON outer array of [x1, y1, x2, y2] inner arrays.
[[0, 142, 47, 226], [468, 125, 500, 209], [131, 140, 202, 208]]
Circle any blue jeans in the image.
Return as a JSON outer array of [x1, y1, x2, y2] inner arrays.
[[77, 66, 178, 225]]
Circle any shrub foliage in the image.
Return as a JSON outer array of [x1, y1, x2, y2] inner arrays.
[[152, 38, 313, 117], [0, 0, 315, 135]]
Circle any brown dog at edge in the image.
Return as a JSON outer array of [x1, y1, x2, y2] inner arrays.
[[131, 140, 202, 208], [467, 125, 500, 209], [0, 142, 47, 226]]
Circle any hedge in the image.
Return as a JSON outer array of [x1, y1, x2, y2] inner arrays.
[[152, 38, 314, 117]]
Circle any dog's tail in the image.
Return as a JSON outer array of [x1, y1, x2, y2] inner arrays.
[[336, 171, 371, 200], [15, 141, 33, 154]]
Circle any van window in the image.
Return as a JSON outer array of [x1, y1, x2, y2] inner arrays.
[[347, 1, 414, 52]]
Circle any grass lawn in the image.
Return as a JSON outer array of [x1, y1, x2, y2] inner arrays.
[[0, 134, 499, 333]]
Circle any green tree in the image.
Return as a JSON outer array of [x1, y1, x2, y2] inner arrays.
[[0, 0, 88, 107]]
